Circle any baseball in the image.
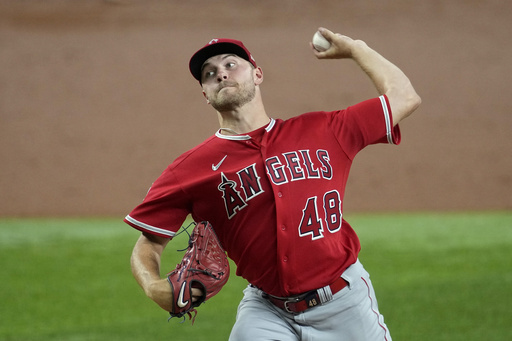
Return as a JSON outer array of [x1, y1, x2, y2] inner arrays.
[[312, 31, 331, 52]]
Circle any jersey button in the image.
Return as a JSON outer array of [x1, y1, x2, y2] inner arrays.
[[283, 256, 288, 262], [277, 192, 283, 198], [281, 225, 286, 231]]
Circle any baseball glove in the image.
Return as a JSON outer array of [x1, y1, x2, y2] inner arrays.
[[167, 221, 230, 324]]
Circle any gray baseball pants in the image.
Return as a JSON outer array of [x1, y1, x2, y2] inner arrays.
[[229, 259, 392, 341]]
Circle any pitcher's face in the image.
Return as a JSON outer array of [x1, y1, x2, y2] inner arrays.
[[201, 54, 258, 112]]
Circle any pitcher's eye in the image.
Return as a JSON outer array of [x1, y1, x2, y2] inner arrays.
[[204, 70, 215, 78]]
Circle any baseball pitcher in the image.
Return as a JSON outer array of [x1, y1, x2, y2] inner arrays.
[[125, 27, 421, 340]]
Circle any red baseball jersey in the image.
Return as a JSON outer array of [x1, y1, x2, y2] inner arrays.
[[125, 95, 400, 297]]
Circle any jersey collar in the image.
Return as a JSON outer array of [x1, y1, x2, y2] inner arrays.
[[215, 118, 275, 140]]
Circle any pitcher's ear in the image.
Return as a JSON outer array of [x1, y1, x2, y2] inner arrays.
[[254, 67, 263, 85], [202, 91, 210, 105]]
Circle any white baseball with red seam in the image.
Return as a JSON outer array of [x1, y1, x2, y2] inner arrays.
[[312, 31, 331, 52]]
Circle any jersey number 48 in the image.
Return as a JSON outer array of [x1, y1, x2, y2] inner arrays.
[[298, 190, 342, 240]]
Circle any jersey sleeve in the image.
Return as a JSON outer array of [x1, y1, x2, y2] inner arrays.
[[124, 167, 191, 238], [328, 95, 400, 159]]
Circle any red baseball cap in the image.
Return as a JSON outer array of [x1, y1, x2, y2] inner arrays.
[[189, 38, 257, 82]]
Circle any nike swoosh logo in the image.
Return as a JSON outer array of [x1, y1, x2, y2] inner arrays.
[[176, 281, 189, 308], [212, 155, 228, 171]]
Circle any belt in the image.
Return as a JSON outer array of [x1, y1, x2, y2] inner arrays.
[[264, 277, 348, 314]]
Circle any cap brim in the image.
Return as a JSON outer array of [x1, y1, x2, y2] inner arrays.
[[189, 42, 251, 82]]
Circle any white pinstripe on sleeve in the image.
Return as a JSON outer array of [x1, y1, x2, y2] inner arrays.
[[378, 95, 395, 145], [124, 215, 176, 238]]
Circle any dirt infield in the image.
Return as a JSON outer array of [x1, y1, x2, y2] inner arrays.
[[1, 1, 511, 216]]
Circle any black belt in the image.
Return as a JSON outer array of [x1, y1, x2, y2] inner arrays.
[[263, 277, 348, 314]]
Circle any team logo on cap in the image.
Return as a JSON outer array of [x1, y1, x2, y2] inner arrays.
[[208, 39, 219, 45]]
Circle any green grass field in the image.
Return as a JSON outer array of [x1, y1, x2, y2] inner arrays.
[[1, 212, 511, 341]]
